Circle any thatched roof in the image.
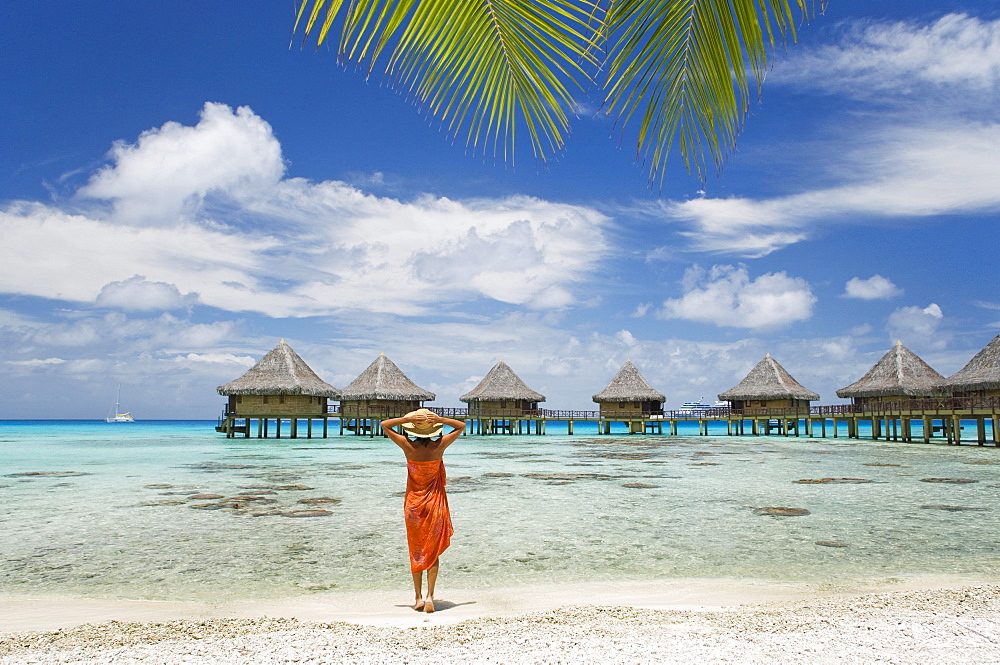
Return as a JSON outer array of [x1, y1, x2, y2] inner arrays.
[[216, 340, 340, 397], [939, 333, 1000, 392], [340, 354, 435, 401], [836, 342, 945, 398], [718, 354, 819, 401], [592, 360, 665, 403], [460, 360, 545, 403]]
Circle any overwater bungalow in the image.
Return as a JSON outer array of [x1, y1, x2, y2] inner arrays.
[[592, 360, 665, 418], [719, 354, 819, 414], [591, 360, 666, 434], [460, 360, 544, 434], [939, 333, 1000, 400], [836, 341, 945, 409], [339, 353, 435, 434], [215, 339, 340, 438]]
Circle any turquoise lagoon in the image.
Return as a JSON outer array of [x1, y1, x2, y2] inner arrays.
[[2, 419, 999, 602]]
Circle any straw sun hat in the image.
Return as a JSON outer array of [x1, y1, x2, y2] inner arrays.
[[401, 408, 443, 438]]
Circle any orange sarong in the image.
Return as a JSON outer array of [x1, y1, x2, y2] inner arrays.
[[404, 459, 453, 573]]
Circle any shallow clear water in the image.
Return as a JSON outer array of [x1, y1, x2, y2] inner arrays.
[[2, 420, 999, 601]]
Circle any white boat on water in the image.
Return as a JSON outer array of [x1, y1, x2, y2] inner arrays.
[[106, 385, 135, 423], [677, 398, 729, 414]]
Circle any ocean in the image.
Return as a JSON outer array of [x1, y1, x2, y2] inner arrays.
[[2, 420, 999, 602]]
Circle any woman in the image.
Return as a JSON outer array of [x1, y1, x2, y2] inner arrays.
[[381, 408, 466, 613]]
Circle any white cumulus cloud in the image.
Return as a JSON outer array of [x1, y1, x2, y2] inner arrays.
[[843, 275, 903, 300], [96, 275, 198, 311], [658, 265, 816, 331], [0, 103, 609, 317], [80, 102, 285, 226], [887, 303, 948, 349]]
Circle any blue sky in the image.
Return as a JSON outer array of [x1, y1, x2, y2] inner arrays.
[[2, 1, 999, 418]]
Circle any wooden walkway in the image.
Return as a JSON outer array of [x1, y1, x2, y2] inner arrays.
[[217, 397, 1000, 445]]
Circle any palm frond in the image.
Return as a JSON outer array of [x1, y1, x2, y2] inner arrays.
[[294, 0, 820, 183], [295, 0, 601, 163], [603, 0, 813, 185]]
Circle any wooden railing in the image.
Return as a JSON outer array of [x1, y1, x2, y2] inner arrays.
[[822, 396, 1000, 415], [220, 395, 1000, 425], [330, 405, 470, 419]]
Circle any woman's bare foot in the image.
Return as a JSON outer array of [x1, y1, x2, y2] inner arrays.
[[413, 598, 425, 611], [423, 598, 435, 613]]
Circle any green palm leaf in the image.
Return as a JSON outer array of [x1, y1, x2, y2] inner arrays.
[[294, 0, 816, 182], [604, 0, 811, 184], [295, 0, 600, 163]]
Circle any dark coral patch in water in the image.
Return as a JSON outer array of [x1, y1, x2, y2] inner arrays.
[[919, 505, 987, 511], [815, 540, 848, 548], [180, 463, 258, 471], [753, 507, 810, 516], [594, 453, 653, 460], [919, 478, 978, 484], [794, 478, 872, 484], [522, 473, 613, 481]]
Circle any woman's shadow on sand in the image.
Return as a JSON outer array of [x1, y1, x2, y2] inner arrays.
[[394, 600, 477, 612]]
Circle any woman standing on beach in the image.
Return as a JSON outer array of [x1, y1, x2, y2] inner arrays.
[[381, 409, 466, 613]]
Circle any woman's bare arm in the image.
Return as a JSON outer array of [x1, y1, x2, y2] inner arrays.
[[381, 414, 419, 447], [429, 414, 466, 447]]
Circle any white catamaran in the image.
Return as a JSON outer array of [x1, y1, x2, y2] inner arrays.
[[106, 385, 135, 423]]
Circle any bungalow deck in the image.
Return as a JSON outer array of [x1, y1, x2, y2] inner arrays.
[[217, 396, 1000, 446]]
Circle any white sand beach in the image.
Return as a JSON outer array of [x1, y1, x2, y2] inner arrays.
[[3, 578, 1000, 663]]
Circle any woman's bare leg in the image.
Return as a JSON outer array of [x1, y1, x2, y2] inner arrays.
[[423, 559, 439, 613], [411, 570, 424, 610]]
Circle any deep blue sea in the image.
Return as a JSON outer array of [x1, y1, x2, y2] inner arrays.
[[2, 420, 999, 602]]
